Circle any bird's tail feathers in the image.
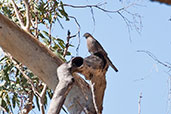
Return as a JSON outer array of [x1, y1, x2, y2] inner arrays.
[[107, 56, 118, 72]]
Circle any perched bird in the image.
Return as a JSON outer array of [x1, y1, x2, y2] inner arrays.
[[83, 33, 118, 72]]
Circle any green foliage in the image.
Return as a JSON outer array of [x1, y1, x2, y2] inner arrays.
[[0, 0, 72, 113], [39, 30, 71, 61], [32, 0, 69, 26], [0, 56, 36, 113], [0, 0, 14, 19]]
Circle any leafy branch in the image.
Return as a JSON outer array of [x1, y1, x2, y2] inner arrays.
[[5, 53, 47, 114]]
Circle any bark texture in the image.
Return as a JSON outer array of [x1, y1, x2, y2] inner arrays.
[[0, 13, 110, 114], [47, 62, 75, 114], [76, 53, 109, 114], [0, 13, 95, 114]]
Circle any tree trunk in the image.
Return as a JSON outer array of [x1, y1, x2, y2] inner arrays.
[[0, 13, 95, 114], [0, 13, 109, 114], [48, 62, 75, 114]]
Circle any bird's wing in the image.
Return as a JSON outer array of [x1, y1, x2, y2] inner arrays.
[[94, 39, 108, 56]]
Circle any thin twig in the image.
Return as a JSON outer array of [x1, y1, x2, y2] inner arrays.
[[133, 64, 156, 82], [23, 0, 30, 32], [35, 12, 38, 39], [63, 2, 134, 13], [0, 106, 7, 113], [49, 23, 52, 47], [64, 2, 141, 42], [63, 2, 107, 9], [166, 72, 171, 114], [57, 18, 64, 29], [39, 83, 47, 114], [11, 0, 25, 29], [63, 30, 76, 58], [90, 81, 99, 114], [35, 2, 39, 38], [11, 0, 31, 32], [137, 50, 171, 69], [125, 10, 142, 34], [117, 11, 132, 42], [90, 7, 96, 33], [68, 16, 81, 55], [138, 92, 142, 114], [40, 83, 47, 97]]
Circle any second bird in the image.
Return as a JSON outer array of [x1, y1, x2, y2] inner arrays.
[[83, 33, 118, 72]]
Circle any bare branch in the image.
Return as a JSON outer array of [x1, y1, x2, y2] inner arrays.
[[40, 83, 47, 97], [57, 18, 64, 29], [35, 2, 39, 38], [39, 83, 47, 114], [0, 106, 7, 113], [167, 74, 171, 114], [35, 14, 39, 38], [89, 81, 99, 114], [68, 16, 81, 55], [117, 11, 132, 42], [138, 92, 142, 114], [63, 2, 134, 13], [63, 30, 76, 57], [63, 2, 107, 9], [10, 0, 25, 28], [64, 2, 142, 41], [90, 7, 96, 33], [11, 0, 31, 32], [49, 23, 52, 48], [23, 0, 30, 32], [124, 10, 143, 34], [137, 50, 171, 69]]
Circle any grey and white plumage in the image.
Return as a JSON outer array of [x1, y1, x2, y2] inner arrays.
[[83, 33, 118, 72]]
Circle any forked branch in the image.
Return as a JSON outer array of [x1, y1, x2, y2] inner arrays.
[[11, 0, 31, 32], [64, 2, 142, 41], [11, 0, 25, 28]]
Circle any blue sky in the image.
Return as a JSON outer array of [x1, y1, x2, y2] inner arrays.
[[1, 0, 171, 114], [54, 0, 171, 114]]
